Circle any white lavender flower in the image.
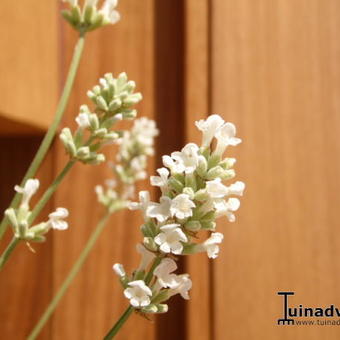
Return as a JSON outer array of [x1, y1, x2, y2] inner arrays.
[[114, 114, 244, 315], [123, 280, 153, 307], [6, 179, 69, 242]]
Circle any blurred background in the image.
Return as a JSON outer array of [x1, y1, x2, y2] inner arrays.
[[1, 0, 340, 339]]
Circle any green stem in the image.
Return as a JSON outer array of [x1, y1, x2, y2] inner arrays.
[[103, 257, 162, 340], [0, 237, 20, 270], [0, 35, 86, 241], [28, 160, 76, 225], [27, 211, 115, 340], [103, 306, 134, 340]]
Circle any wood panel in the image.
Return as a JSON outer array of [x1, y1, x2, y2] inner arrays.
[[51, 1, 157, 339], [212, 1, 340, 339], [0, 139, 54, 339], [0, 0, 58, 133], [184, 1, 212, 340]]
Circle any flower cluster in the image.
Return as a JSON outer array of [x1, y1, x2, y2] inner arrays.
[[62, 0, 120, 33], [113, 114, 245, 314], [5, 179, 69, 242], [95, 117, 158, 212], [60, 72, 142, 165]]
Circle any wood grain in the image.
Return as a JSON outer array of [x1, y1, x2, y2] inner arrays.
[[0, 138, 54, 340], [212, 0, 340, 339], [0, 0, 58, 133], [184, 1, 212, 340]]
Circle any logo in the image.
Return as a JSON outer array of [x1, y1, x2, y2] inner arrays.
[[277, 291, 340, 326]]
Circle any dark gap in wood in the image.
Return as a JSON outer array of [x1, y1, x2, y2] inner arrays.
[[153, 0, 186, 339], [207, 2, 215, 339]]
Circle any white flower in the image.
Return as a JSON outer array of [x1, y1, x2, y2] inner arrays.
[[132, 118, 159, 147], [203, 232, 224, 258], [75, 113, 90, 129], [195, 114, 225, 148], [150, 168, 169, 192], [146, 196, 171, 222], [227, 181, 245, 196], [124, 280, 152, 307], [48, 207, 69, 230], [136, 244, 155, 271], [154, 224, 188, 254], [100, 0, 120, 24], [168, 274, 192, 300], [15, 179, 40, 207], [206, 178, 229, 198], [171, 143, 200, 174], [130, 156, 147, 180], [214, 122, 241, 156], [129, 191, 150, 212], [214, 198, 240, 222], [162, 155, 185, 174], [113, 263, 126, 277], [170, 194, 196, 219], [154, 258, 178, 288]]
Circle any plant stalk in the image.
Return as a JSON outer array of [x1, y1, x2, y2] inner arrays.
[[27, 211, 116, 340], [0, 34, 86, 240], [0, 237, 19, 270]]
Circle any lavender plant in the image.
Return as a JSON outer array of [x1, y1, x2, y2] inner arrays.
[[105, 114, 245, 338]]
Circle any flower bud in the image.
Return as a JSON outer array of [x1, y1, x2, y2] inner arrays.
[[143, 237, 158, 252], [182, 187, 195, 200], [184, 220, 201, 231], [220, 157, 236, 169], [141, 304, 158, 313], [77, 146, 90, 159], [109, 98, 122, 111], [206, 166, 226, 180], [196, 155, 208, 177]]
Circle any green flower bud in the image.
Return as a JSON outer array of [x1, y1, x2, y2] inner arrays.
[[168, 177, 184, 193], [141, 304, 158, 314], [200, 221, 216, 230], [96, 96, 109, 111], [182, 187, 195, 199], [77, 146, 91, 159], [5, 208, 18, 230], [194, 189, 209, 201], [221, 169, 235, 180], [208, 154, 221, 169], [206, 166, 225, 180], [155, 304, 169, 313], [143, 237, 158, 252], [185, 220, 201, 231], [151, 290, 170, 304], [108, 98, 122, 111], [220, 157, 236, 169], [185, 173, 197, 191], [196, 156, 208, 177]]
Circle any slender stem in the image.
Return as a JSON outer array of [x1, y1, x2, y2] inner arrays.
[[0, 237, 19, 270], [0, 35, 86, 241], [103, 257, 162, 340], [103, 306, 134, 340], [27, 211, 115, 340], [28, 160, 76, 225]]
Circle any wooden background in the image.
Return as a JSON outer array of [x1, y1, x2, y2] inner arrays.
[[1, 0, 340, 339]]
